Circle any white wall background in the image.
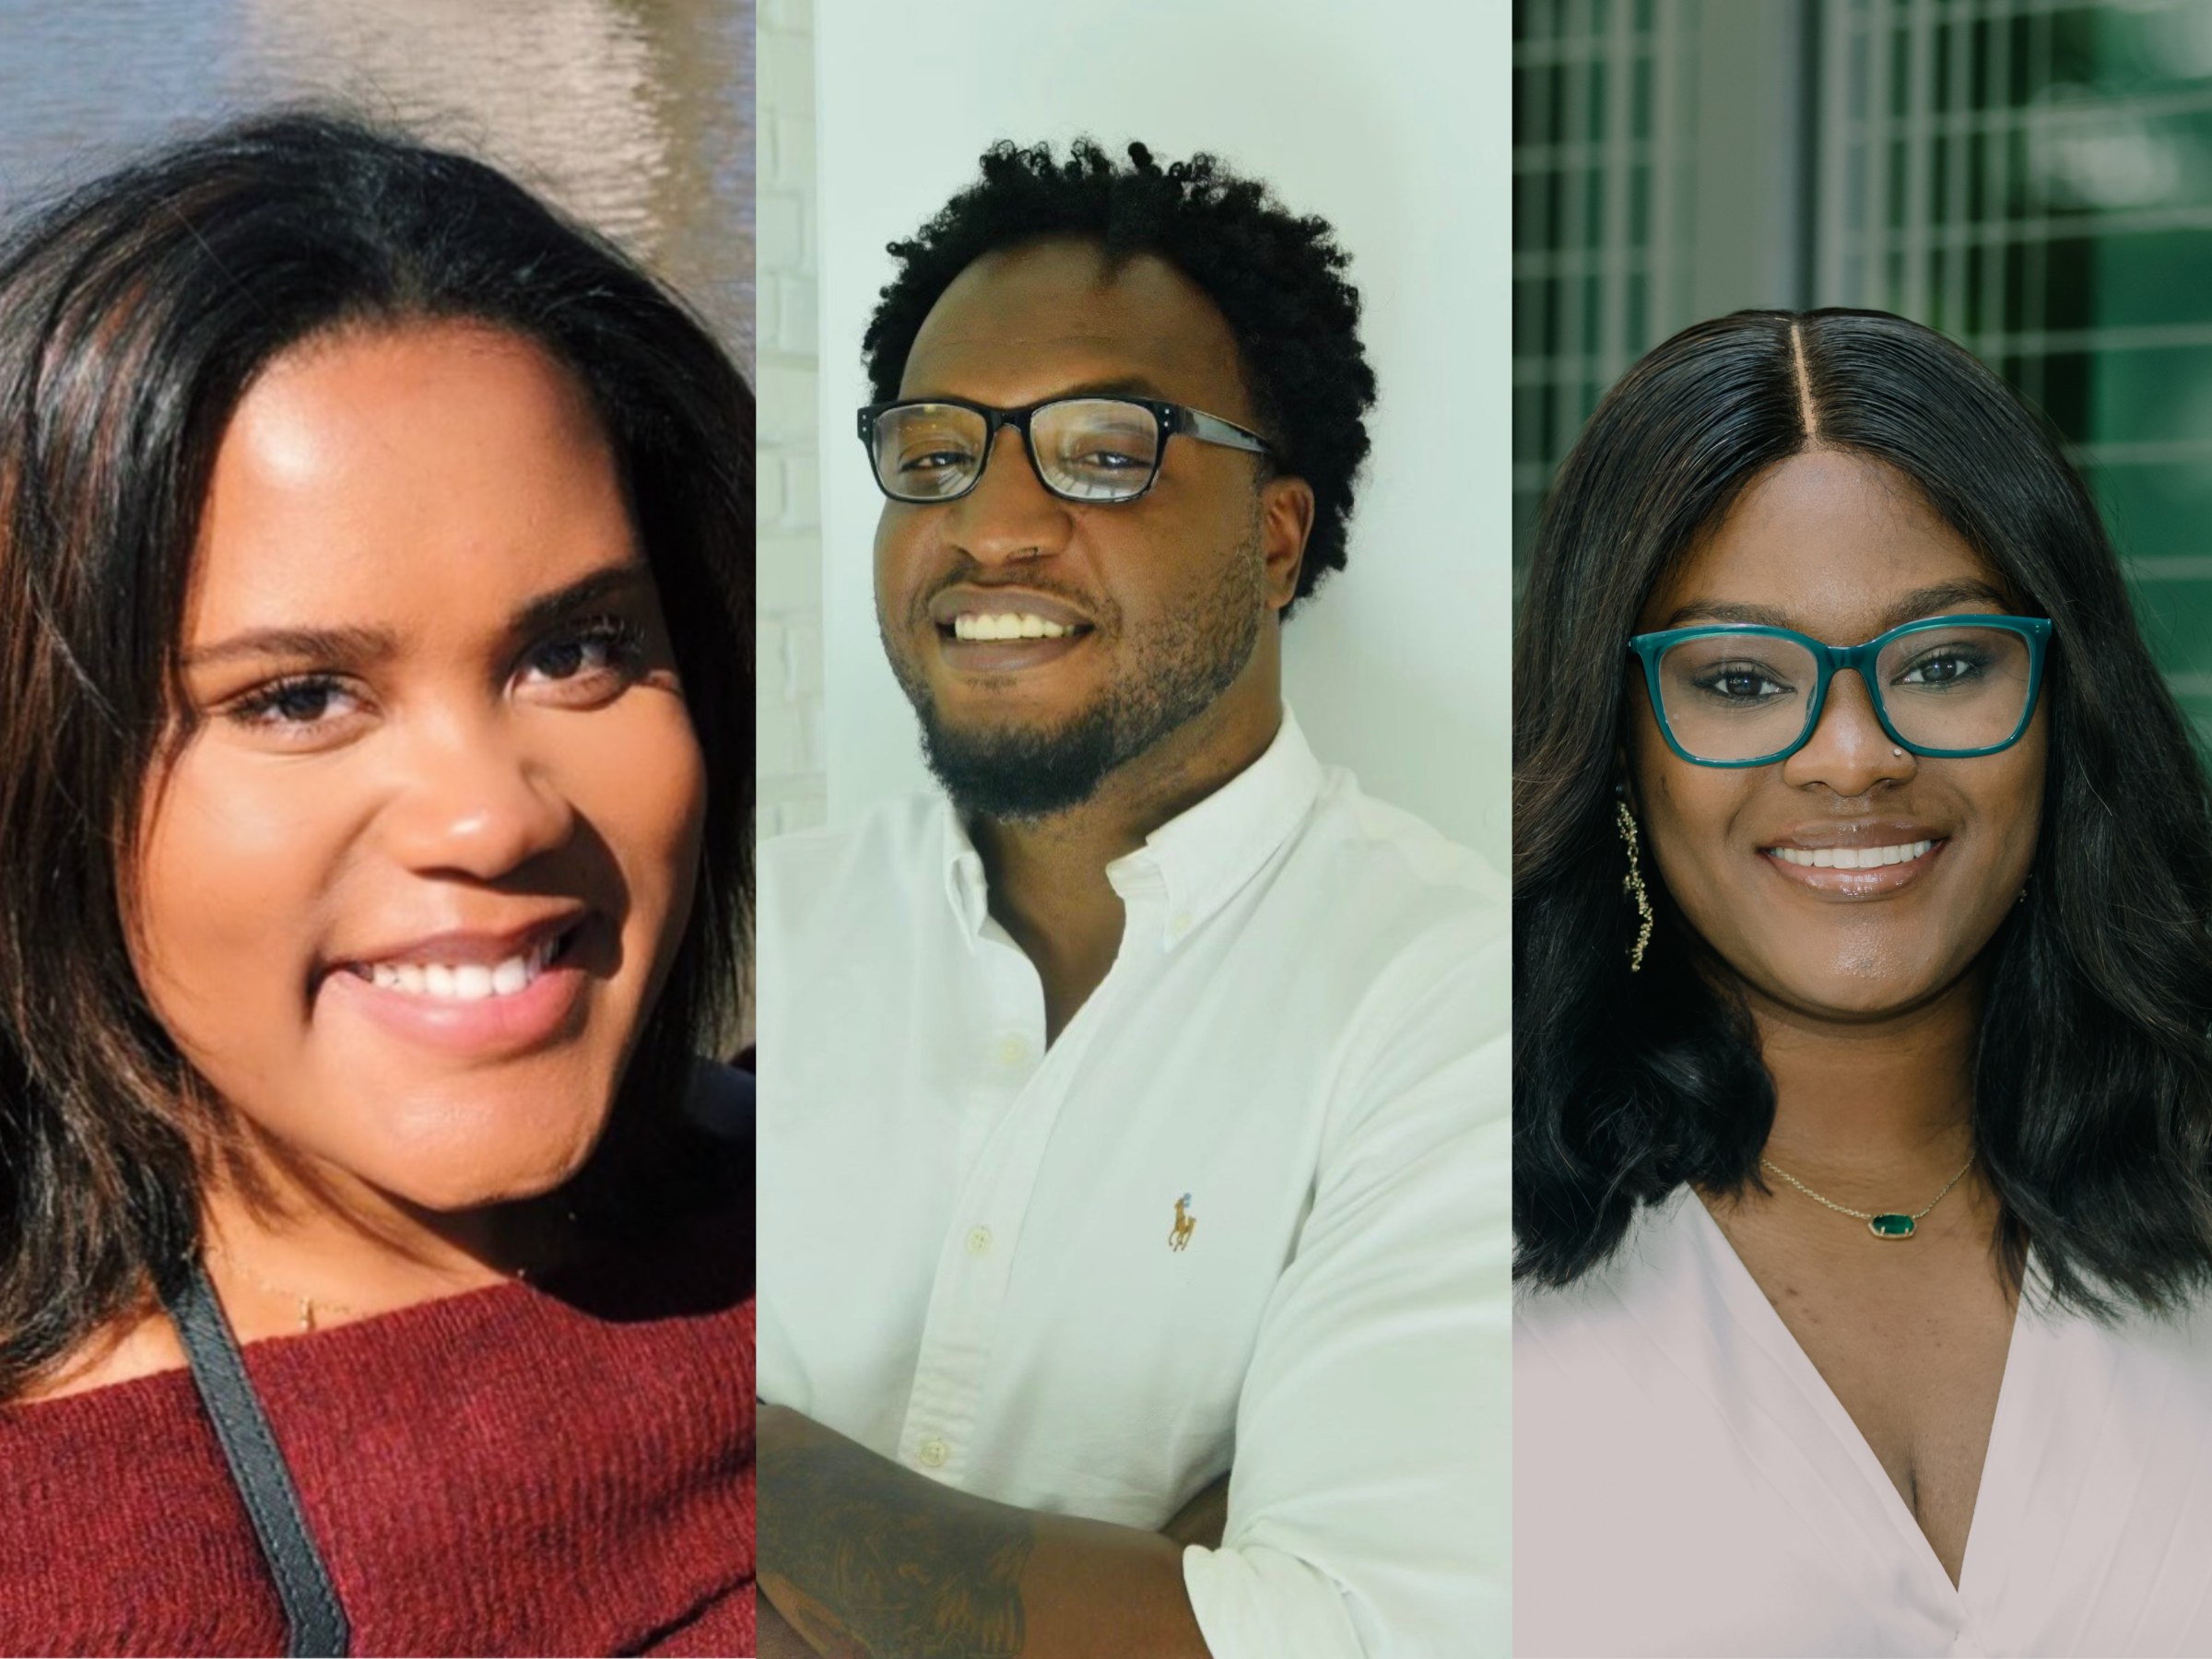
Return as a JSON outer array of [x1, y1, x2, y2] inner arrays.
[[804, 0, 1511, 866], [756, 0, 825, 839]]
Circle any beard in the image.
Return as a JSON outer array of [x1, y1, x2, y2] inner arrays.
[[885, 521, 1268, 823]]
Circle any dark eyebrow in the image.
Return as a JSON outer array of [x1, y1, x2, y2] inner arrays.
[[902, 376, 1173, 406], [180, 563, 653, 672], [1657, 579, 2016, 635], [1050, 376, 1171, 401], [509, 564, 655, 637], [1655, 599, 1793, 629], [180, 622, 399, 673], [1877, 579, 2015, 629]]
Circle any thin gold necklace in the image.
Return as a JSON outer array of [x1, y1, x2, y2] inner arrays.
[[206, 1239, 556, 1334], [206, 1244, 363, 1334], [1759, 1154, 1976, 1240]]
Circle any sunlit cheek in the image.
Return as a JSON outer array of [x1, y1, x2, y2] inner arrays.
[[130, 746, 362, 1036], [547, 693, 708, 964]]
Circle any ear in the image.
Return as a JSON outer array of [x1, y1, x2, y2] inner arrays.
[[1258, 476, 1317, 613]]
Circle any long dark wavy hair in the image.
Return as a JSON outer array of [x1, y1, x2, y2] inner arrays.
[[0, 112, 752, 1398], [1514, 308, 2212, 1316]]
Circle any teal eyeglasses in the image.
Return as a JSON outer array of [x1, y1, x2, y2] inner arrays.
[[1627, 614, 2053, 768]]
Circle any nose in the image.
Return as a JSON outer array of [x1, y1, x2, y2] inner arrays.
[[377, 711, 576, 879], [942, 422, 1074, 567], [1780, 668, 1914, 796]]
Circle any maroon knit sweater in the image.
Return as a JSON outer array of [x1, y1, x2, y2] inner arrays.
[[0, 1233, 754, 1656]]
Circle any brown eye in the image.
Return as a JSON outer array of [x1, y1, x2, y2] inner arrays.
[[229, 676, 356, 729], [522, 616, 646, 688]]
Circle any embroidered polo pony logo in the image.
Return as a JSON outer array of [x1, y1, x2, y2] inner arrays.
[[1170, 1193, 1197, 1252]]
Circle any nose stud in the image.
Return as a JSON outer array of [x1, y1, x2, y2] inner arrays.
[[1891, 747, 1905, 758]]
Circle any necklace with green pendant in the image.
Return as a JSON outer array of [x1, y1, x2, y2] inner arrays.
[[1759, 1153, 1976, 1240]]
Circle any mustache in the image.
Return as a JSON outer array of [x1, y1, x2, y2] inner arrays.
[[910, 563, 1113, 629]]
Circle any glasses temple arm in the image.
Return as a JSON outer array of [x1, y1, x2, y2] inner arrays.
[[1180, 407, 1273, 455]]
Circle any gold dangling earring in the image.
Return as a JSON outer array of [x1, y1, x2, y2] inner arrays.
[[1616, 799, 1655, 973]]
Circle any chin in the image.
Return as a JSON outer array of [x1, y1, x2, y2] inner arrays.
[[354, 1074, 614, 1211], [376, 1140, 601, 1214], [1753, 952, 1963, 1022], [920, 670, 1093, 732]]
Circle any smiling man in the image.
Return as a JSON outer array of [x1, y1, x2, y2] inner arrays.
[[757, 141, 1508, 1658]]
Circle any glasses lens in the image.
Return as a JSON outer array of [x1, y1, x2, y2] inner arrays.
[[1876, 624, 2035, 753], [1653, 633, 1820, 762], [1030, 399, 1162, 501], [872, 404, 988, 500]]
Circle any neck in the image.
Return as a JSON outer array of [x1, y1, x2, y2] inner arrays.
[[1745, 962, 1985, 1194], [971, 682, 1281, 1040], [199, 1138, 575, 1335]]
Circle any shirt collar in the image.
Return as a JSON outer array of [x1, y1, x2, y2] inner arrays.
[[935, 709, 1325, 952], [939, 803, 992, 943], [1111, 709, 1323, 949]]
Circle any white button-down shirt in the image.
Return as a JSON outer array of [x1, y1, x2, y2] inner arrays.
[[758, 711, 1509, 1657]]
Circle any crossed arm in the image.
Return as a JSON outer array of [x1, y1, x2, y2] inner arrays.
[[756, 1404, 1225, 1657]]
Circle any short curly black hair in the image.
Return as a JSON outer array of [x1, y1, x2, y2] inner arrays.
[[863, 139, 1376, 613]]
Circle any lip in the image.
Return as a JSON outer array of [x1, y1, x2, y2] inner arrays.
[[936, 630, 1093, 674], [332, 909, 587, 973], [314, 911, 594, 1059], [1764, 818, 1946, 852], [926, 584, 1097, 675], [926, 586, 1094, 631], [1759, 825, 1949, 897]]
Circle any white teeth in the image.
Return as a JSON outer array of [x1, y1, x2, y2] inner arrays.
[[356, 934, 564, 1001], [952, 612, 1075, 641], [1772, 840, 1935, 870]]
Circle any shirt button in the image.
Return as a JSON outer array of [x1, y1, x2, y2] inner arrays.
[[965, 1226, 994, 1255], [917, 1436, 949, 1467], [995, 1034, 1030, 1066]]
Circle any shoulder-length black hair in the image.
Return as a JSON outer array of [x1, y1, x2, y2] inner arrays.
[[0, 111, 752, 1396], [1514, 308, 2212, 1315]]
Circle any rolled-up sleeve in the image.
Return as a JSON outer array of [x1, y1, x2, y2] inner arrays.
[[1181, 926, 1512, 1658]]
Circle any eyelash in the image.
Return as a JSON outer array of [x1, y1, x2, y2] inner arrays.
[[226, 674, 355, 731], [523, 614, 650, 687], [223, 614, 652, 733]]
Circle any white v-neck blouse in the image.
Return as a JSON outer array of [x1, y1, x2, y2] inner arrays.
[[1514, 1189, 2212, 1657]]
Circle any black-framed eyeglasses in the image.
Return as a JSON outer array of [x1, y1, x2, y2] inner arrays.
[[1627, 614, 2053, 767], [856, 394, 1272, 505]]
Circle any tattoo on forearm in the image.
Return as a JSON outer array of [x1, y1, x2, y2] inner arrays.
[[760, 1441, 1036, 1659]]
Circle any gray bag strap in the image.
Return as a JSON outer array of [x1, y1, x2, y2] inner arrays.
[[160, 1261, 350, 1656]]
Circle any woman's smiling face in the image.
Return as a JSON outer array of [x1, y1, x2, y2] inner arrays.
[[130, 320, 706, 1213], [1629, 448, 2047, 1022]]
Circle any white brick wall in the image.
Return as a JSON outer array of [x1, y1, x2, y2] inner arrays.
[[755, 0, 826, 839]]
